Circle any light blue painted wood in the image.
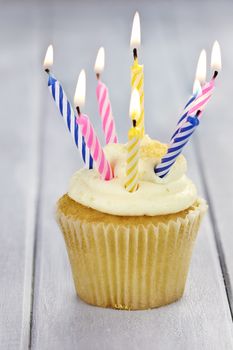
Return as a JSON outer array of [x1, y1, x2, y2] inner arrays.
[[0, 2, 42, 349], [172, 0, 233, 311], [0, 1, 233, 349], [30, 1, 233, 350]]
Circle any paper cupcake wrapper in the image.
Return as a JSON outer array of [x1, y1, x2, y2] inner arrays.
[[57, 199, 207, 310]]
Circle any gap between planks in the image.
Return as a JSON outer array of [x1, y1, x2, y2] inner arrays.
[[26, 6, 51, 350], [27, 88, 45, 349]]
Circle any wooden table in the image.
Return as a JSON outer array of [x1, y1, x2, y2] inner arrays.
[[1, 1, 233, 349]]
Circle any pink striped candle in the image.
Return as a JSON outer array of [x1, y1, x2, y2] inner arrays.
[[186, 79, 215, 116], [76, 114, 113, 181], [74, 69, 113, 181], [95, 47, 118, 144], [96, 80, 118, 144], [170, 80, 214, 142], [187, 41, 221, 118]]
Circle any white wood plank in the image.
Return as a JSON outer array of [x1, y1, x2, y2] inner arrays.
[[171, 0, 233, 311], [31, 1, 233, 349], [0, 2, 42, 349]]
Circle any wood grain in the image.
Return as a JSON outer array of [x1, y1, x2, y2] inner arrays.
[[172, 0, 233, 312], [0, 2, 42, 349], [30, 1, 233, 349], [1, 1, 233, 349]]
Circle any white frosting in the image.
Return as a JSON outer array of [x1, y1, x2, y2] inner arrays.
[[68, 137, 198, 216]]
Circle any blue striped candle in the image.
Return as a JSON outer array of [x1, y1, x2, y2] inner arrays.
[[170, 80, 201, 141], [155, 115, 199, 178], [47, 74, 93, 169]]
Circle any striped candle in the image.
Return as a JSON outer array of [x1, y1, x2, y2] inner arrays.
[[94, 47, 118, 144], [192, 38, 222, 119], [76, 114, 113, 181], [125, 125, 141, 192], [131, 60, 144, 136], [43, 45, 93, 169], [155, 115, 200, 178], [170, 79, 214, 143], [170, 79, 201, 141], [130, 12, 145, 136], [188, 79, 214, 116], [177, 43, 220, 123], [47, 75, 93, 169], [96, 80, 118, 144], [170, 50, 207, 141]]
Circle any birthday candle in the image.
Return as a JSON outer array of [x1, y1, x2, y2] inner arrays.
[[125, 89, 141, 192], [77, 115, 113, 180], [185, 42, 221, 118], [170, 50, 207, 142], [170, 79, 202, 141], [171, 44, 221, 142], [157, 42, 222, 179], [74, 70, 113, 181], [187, 80, 214, 115], [43, 45, 93, 169], [195, 40, 222, 116], [130, 12, 144, 136], [155, 114, 200, 178], [94, 47, 118, 144]]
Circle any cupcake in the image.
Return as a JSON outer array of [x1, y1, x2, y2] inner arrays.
[[56, 136, 207, 310]]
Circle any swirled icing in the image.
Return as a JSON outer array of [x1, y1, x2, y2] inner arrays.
[[68, 136, 197, 216]]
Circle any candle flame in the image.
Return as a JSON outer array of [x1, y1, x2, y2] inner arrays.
[[130, 12, 141, 49], [192, 79, 202, 96], [43, 45, 53, 70], [74, 69, 86, 108], [130, 89, 140, 120], [94, 47, 105, 74], [195, 49, 206, 86], [211, 40, 222, 72]]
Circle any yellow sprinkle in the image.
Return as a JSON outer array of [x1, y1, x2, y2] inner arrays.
[[140, 139, 168, 159]]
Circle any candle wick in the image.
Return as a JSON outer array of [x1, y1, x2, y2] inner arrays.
[[133, 48, 138, 60], [76, 106, 81, 116], [196, 110, 201, 117], [45, 68, 50, 74], [96, 73, 100, 80], [213, 70, 218, 79], [133, 119, 136, 127]]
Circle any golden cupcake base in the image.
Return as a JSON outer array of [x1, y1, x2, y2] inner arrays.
[[56, 195, 207, 310]]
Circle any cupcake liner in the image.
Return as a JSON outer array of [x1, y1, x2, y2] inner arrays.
[[57, 198, 207, 310]]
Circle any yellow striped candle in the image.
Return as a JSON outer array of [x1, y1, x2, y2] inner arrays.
[[125, 89, 141, 192], [131, 60, 144, 135], [130, 12, 144, 136]]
